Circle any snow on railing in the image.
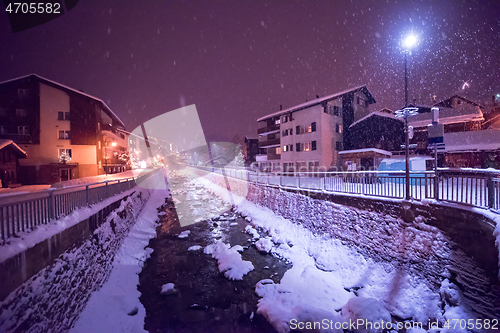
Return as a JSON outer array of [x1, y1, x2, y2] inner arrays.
[[0, 169, 159, 244], [191, 165, 500, 213]]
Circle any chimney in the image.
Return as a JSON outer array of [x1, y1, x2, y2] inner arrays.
[[280, 105, 282, 110], [316, 95, 319, 99], [493, 95, 496, 106]]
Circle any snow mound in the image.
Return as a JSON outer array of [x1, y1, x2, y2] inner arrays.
[[178, 230, 190, 238], [255, 265, 353, 333], [188, 245, 202, 251], [230, 222, 238, 226], [160, 283, 176, 295], [341, 297, 391, 333], [255, 238, 273, 253], [245, 225, 260, 239], [204, 241, 254, 280]]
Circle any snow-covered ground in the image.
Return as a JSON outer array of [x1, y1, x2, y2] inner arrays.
[[191, 172, 492, 333], [51, 170, 143, 188], [70, 187, 169, 333], [0, 185, 51, 197]]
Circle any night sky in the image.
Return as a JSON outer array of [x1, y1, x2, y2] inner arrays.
[[1, 0, 499, 143]]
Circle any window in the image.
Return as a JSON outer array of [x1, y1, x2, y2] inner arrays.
[[282, 115, 288, 123], [98, 141, 101, 149], [16, 109, 27, 117], [304, 142, 311, 151], [325, 105, 341, 116], [58, 111, 70, 120], [275, 119, 280, 125], [296, 125, 313, 135], [18, 126, 28, 134], [0, 125, 6, 134], [336, 123, 342, 133], [296, 142, 301, 151], [335, 141, 343, 151], [276, 147, 281, 155], [58, 130, 70, 140], [283, 145, 287, 152], [296, 161, 307, 172], [58, 148, 72, 158], [312, 141, 317, 151], [18, 89, 29, 98]]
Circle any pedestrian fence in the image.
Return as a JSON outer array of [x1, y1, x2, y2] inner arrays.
[[0, 169, 158, 244], [196, 166, 500, 213]]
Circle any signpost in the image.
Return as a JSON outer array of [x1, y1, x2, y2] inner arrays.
[[427, 107, 443, 199]]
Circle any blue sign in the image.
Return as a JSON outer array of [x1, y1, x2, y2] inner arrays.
[[428, 136, 444, 144]]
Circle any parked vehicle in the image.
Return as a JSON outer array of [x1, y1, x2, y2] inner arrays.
[[377, 156, 433, 184]]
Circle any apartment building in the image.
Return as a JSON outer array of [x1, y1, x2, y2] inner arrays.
[[256, 85, 376, 172], [0, 74, 127, 184]]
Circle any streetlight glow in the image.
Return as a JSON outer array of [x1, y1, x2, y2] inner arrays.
[[403, 34, 417, 49]]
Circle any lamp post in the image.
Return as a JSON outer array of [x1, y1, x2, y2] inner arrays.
[[104, 138, 117, 175], [398, 32, 418, 200]]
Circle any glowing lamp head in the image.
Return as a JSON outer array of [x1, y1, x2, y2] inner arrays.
[[403, 34, 417, 49], [111, 141, 117, 147]]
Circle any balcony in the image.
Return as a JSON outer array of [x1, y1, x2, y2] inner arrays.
[[258, 124, 280, 136], [259, 138, 280, 148], [0, 133, 32, 144]]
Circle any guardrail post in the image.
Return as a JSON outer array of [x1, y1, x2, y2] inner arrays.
[[434, 172, 439, 200], [106, 181, 109, 198], [487, 176, 494, 209], [48, 190, 55, 221], [86, 185, 90, 205]]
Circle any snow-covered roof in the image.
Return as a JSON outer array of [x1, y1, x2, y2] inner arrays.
[[444, 129, 500, 152], [0, 74, 125, 128], [245, 134, 259, 141], [257, 85, 375, 122], [338, 148, 392, 156], [0, 139, 27, 157], [349, 109, 401, 128], [433, 95, 483, 108], [408, 104, 483, 128]]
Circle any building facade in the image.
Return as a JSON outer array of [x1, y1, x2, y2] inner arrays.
[[0, 74, 127, 184], [256, 85, 376, 172]]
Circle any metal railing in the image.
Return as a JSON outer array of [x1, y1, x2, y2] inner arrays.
[[193, 166, 500, 213], [0, 170, 157, 244]]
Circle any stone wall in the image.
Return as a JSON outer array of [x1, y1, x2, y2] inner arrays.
[[0, 188, 151, 333]]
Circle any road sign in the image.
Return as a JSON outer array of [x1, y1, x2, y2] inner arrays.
[[427, 142, 446, 151], [429, 143, 445, 151], [428, 122, 444, 144], [428, 136, 444, 144]]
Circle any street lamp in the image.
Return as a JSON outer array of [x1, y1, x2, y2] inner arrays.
[[398, 33, 418, 200], [104, 138, 117, 175]]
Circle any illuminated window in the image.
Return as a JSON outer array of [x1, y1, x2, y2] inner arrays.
[[58, 130, 70, 139]]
